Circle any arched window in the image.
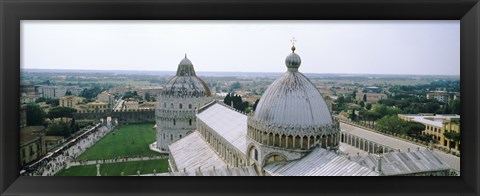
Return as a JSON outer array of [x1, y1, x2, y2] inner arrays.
[[170, 103, 174, 108], [189, 119, 192, 126], [254, 149, 258, 160], [179, 103, 182, 109], [173, 119, 176, 126], [163, 133, 165, 140], [164, 102, 166, 108], [180, 135, 182, 138], [171, 134, 173, 141], [189, 104, 192, 109]]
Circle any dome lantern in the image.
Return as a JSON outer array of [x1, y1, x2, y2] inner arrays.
[[285, 38, 301, 71]]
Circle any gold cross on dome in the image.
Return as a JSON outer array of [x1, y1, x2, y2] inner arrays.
[[290, 37, 297, 46]]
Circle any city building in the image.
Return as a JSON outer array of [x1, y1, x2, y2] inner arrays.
[[97, 91, 115, 109], [86, 102, 109, 112], [139, 102, 156, 110], [155, 55, 213, 152], [364, 86, 381, 93], [123, 101, 139, 111], [454, 92, 460, 101], [133, 86, 163, 100], [20, 105, 27, 128], [37, 86, 67, 99], [20, 94, 40, 104], [398, 114, 461, 152], [20, 82, 36, 95], [60, 95, 84, 108], [45, 136, 65, 151], [426, 91, 451, 103], [20, 126, 46, 166], [66, 86, 83, 96], [166, 45, 451, 176]]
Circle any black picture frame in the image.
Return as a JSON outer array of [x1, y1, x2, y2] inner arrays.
[[1, 0, 479, 195]]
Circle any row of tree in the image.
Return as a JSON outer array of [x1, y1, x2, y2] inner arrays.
[[26, 105, 79, 126], [223, 93, 249, 112]]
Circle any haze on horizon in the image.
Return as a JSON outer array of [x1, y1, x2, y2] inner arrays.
[[21, 20, 460, 75]]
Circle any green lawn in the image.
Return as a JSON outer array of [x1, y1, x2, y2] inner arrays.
[[56, 159, 169, 176], [76, 123, 159, 161]]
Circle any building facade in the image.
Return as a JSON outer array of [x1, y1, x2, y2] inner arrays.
[[426, 92, 451, 103], [60, 95, 84, 108], [86, 102, 109, 112], [398, 114, 461, 152], [97, 91, 115, 109], [20, 126, 47, 166], [37, 86, 67, 99], [155, 55, 213, 152]]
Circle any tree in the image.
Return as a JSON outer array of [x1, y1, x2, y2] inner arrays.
[[359, 101, 365, 108], [443, 131, 460, 148], [46, 122, 72, 137], [376, 115, 407, 134], [26, 104, 46, 126], [80, 86, 102, 99], [45, 99, 59, 107], [350, 109, 357, 121], [144, 92, 151, 101], [365, 103, 372, 110], [405, 121, 425, 137], [123, 91, 140, 100], [252, 99, 260, 111], [47, 107, 77, 120], [65, 90, 72, 96], [231, 81, 241, 90], [363, 94, 367, 102], [337, 95, 345, 105], [223, 93, 232, 106], [35, 97, 47, 103], [351, 90, 357, 99]]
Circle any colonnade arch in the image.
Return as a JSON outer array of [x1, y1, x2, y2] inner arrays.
[[247, 125, 339, 150], [340, 132, 395, 154]]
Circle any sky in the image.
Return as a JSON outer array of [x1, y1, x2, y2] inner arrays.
[[21, 20, 460, 75]]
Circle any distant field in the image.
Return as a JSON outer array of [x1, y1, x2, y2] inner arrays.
[[76, 123, 159, 161], [56, 159, 169, 176]]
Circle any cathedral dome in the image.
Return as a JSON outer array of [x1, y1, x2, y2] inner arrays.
[[162, 55, 211, 98], [253, 47, 333, 128]]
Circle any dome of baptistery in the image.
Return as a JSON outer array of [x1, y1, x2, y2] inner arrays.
[[162, 55, 211, 98], [247, 44, 339, 152]]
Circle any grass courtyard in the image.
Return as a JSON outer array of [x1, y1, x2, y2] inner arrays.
[[56, 159, 169, 176], [76, 123, 159, 161]]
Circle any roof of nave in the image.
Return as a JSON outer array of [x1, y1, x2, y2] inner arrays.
[[168, 131, 227, 172], [350, 149, 451, 176], [197, 102, 248, 155]]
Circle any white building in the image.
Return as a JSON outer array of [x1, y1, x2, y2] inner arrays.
[[427, 91, 450, 103], [37, 86, 67, 99], [97, 91, 115, 109], [20, 94, 40, 104], [164, 45, 452, 176], [155, 55, 213, 152]]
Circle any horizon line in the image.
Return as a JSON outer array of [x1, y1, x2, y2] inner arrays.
[[20, 68, 460, 77]]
